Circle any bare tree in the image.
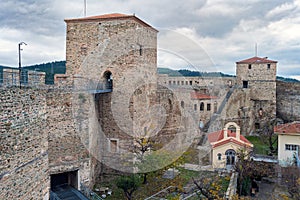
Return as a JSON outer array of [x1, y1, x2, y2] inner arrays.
[[133, 137, 153, 184]]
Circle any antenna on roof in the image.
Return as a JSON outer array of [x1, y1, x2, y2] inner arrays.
[[84, 0, 87, 17], [255, 43, 258, 57]]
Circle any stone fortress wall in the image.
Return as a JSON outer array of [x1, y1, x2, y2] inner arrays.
[[1, 13, 300, 199], [0, 87, 49, 199]]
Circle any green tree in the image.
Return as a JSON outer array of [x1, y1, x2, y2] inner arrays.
[[116, 174, 142, 200]]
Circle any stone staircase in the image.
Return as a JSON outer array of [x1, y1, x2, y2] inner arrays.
[[200, 86, 236, 145]]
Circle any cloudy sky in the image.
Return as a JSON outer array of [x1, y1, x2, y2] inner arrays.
[[1, 0, 300, 79]]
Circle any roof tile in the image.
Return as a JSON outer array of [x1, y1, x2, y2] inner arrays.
[[236, 56, 277, 64], [207, 129, 252, 148], [274, 121, 300, 135], [191, 92, 218, 100]]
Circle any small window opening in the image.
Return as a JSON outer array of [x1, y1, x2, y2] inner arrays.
[[248, 64, 252, 69], [243, 81, 248, 88], [200, 102, 204, 111], [214, 101, 218, 113], [169, 80, 171, 85], [217, 153, 222, 161], [255, 123, 260, 130], [139, 44, 143, 56], [109, 139, 118, 153], [207, 103, 211, 111], [285, 144, 298, 151], [104, 71, 113, 90], [194, 104, 197, 111], [189, 81, 193, 85], [267, 63, 271, 69], [181, 101, 184, 108]]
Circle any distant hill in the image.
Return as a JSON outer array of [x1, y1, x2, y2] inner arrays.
[[0, 61, 66, 84], [158, 67, 235, 77], [158, 67, 299, 82], [276, 76, 299, 83], [1, 63, 298, 84]]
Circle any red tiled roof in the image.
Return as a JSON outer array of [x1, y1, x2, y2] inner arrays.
[[68, 13, 129, 21], [274, 121, 300, 135], [207, 130, 253, 148], [236, 56, 277, 64], [191, 92, 218, 100], [64, 13, 158, 32]]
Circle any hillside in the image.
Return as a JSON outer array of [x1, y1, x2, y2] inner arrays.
[[0, 61, 66, 84], [1, 62, 298, 84]]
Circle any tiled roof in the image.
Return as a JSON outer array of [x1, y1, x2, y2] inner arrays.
[[191, 92, 218, 100], [64, 13, 158, 32], [236, 56, 277, 64], [68, 13, 129, 20], [274, 121, 300, 135], [207, 130, 253, 148]]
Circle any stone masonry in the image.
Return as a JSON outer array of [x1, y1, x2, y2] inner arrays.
[[1, 13, 300, 200]]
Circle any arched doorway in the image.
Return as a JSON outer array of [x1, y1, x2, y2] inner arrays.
[[225, 149, 236, 168], [103, 71, 113, 89]]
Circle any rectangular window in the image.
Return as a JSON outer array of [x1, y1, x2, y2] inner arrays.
[[186, 81, 188, 85], [181, 81, 184, 85], [189, 81, 193, 85], [285, 144, 298, 151], [173, 81, 176, 85], [109, 139, 118, 153], [177, 81, 180, 85], [248, 64, 251, 69], [207, 103, 211, 111], [243, 81, 248, 88], [194, 104, 197, 111], [267, 64, 271, 69], [255, 123, 260, 129], [169, 80, 171, 85]]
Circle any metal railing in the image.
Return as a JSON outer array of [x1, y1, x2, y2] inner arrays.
[[50, 191, 62, 200], [80, 183, 104, 200]]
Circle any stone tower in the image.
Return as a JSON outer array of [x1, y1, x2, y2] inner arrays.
[[236, 56, 277, 132], [64, 13, 159, 180]]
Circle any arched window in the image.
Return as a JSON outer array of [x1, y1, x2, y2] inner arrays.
[[103, 71, 113, 89], [228, 125, 236, 133], [217, 153, 222, 161], [200, 102, 204, 111]]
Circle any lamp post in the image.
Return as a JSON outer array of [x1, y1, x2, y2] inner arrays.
[[18, 42, 27, 88]]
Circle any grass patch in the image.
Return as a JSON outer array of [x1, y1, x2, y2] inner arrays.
[[246, 135, 278, 155], [95, 168, 230, 200]]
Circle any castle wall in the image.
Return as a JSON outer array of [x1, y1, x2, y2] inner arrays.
[[0, 87, 49, 200], [276, 81, 300, 122], [46, 88, 90, 186]]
